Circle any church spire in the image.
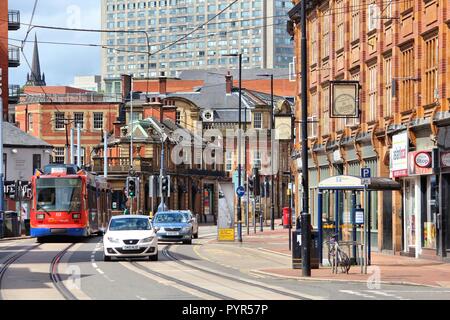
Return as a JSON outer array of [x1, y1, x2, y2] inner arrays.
[[25, 33, 46, 86]]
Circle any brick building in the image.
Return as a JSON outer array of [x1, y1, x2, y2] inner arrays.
[[15, 86, 121, 166], [0, 2, 21, 120], [289, 0, 450, 260]]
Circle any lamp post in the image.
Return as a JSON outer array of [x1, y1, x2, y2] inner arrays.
[[223, 52, 243, 242], [257, 73, 275, 231], [299, 0, 311, 277]]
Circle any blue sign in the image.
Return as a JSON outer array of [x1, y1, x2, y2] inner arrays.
[[236, 186, 245, 198], [361, 167, 371, 178]]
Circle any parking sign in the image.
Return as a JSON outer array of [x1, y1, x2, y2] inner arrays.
[[361, 167, 371, 178]]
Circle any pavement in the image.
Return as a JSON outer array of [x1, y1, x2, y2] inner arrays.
[[225, 220, 450, 288]]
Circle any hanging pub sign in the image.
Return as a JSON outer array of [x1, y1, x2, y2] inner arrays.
[[329, 80, 360, 118]]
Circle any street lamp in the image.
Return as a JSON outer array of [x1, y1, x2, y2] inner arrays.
[[223, 52, 243, 242], [257, 73, 275, 231]]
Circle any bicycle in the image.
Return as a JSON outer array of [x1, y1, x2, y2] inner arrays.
[[324, 233, 351, 274]]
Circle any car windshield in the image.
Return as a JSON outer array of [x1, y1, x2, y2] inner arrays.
[[181, 212, 191, 220], [154, 212, 188, 223], [109, 218, 151, 231], [36, 178, 82, 212]]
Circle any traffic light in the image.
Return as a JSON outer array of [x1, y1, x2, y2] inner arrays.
[[160, 175, 170, 197], [126, 177, 137, 198], [263, 176, 270, 198], [248, 176, 254, 193], [253, 167, 260, 196]]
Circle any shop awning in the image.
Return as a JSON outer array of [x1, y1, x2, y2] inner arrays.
[[318, 175, 401, 191]]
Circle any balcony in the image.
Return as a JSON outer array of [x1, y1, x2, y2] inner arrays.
[[92, 157, 153, 174], [8, 10, 20, 30], [8, 46, 20, 67], [8, 85, 20, 104]]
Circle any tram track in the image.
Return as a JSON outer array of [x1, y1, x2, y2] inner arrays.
[[50, 243, 78, 300], [0, 241, 78, 300], [0, 243, 42, 300], [162, 245, 316, 300]]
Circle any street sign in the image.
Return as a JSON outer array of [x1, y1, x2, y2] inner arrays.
[[236, 186, 245, 198], [361, 167, 371, 178], [355, 207, 364, 224], [361, 178, 371, 185]]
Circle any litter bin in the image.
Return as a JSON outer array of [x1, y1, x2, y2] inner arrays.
[[3, 211, 20, 238], [24, 219, 31, 236], [292, 228, 320, 269], [282, 207, 291, 228]]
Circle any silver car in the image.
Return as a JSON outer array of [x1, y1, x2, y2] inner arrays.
[[179, 210, 199, 239]]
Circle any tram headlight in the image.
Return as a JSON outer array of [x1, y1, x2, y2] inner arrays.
[[36, 214, 45, 220]]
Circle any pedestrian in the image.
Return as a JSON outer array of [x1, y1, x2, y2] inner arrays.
[[123, 208, 130, 215]]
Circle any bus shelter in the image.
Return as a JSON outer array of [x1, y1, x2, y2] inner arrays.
[[317, 175, 401, 273]]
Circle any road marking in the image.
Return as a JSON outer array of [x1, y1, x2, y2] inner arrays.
[[366, 290, 408, 300], [340, 290, 378, 299], [172, 245, 323, 300], [119, 261, 220, 300]]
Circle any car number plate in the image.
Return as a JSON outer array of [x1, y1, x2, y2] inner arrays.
[[122, 245, 139, 250], [166, 231, 179, 236]]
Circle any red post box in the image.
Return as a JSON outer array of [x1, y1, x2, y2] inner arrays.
[[282, 207, 291, 228]]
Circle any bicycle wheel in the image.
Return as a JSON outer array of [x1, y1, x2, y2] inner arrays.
[[339, 251, 351, 274]]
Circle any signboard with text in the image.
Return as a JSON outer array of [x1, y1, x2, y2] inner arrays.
[[390, 131, 409, 178], [408, 151, 433, 175]]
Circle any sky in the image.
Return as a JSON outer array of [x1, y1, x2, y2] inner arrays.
[[9, 0, 101, 86]]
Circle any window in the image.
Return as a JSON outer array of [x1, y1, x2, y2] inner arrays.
[[401, 46, 414, 112], [32, 154, 41, 174], [253, 151, 261, 169], [254, 112, 262, 129], [54, 147, 65, 164], [175, 111, 181, 125], [310, 18, 318, 65], [28, 113, 33, 131], [425, 36, 438, 105], [225, 151, 233, 172], [384, 57, 393, 117], [351, 0, 359, 42], [336, 0, 344, 50], [321, 8, 330, 60], [74, 147, 85, 166], [368, 64, 377, 122], [401, 0, 413, 12], [93, 112, 103, 130], [308, 92, 318, 138], [346, 73, 361, 127], [55, 112, 65, 130], [321, 87, 330, 136], [74, 112, 84, 129]]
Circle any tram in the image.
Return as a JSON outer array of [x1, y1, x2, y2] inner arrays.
[[30, 164, 112, 241]]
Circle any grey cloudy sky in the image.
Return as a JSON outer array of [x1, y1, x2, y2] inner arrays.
[[9, 0, 101, 86]]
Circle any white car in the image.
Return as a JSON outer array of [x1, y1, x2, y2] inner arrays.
[[103, 215, 158, 261]]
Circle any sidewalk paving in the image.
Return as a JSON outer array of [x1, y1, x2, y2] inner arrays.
[[238, 220, 450, 288]]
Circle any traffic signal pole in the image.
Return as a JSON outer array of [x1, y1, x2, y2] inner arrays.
[[300, 0, 311, 277]]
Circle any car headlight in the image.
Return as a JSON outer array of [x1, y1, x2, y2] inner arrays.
[[182, 226, 191, 232], [141, 236, 154, 243], [107, 237, 120, 243]]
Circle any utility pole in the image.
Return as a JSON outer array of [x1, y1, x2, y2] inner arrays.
[[103, 130, 108, 178], [257, 73, 275, 230], [77, 123, 81, 168], [70, 128, 74, 164], [130, 76, 134, 169], [300, 0, 311, 277]]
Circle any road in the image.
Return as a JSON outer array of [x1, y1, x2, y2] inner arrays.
[[1, 226, 450, 300]]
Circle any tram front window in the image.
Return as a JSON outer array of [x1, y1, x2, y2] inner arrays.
[[36, 178, 82, 212]]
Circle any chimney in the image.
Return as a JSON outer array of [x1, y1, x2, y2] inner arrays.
[[225, 71, 233, 94], [121, 74, 131, 102], [113, 121, 122, 138], [159, 74, 167, 95]]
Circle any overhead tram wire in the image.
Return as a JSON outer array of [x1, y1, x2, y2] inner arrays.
[[21, 0, 39, 50], [3, 20, 288, 57]]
